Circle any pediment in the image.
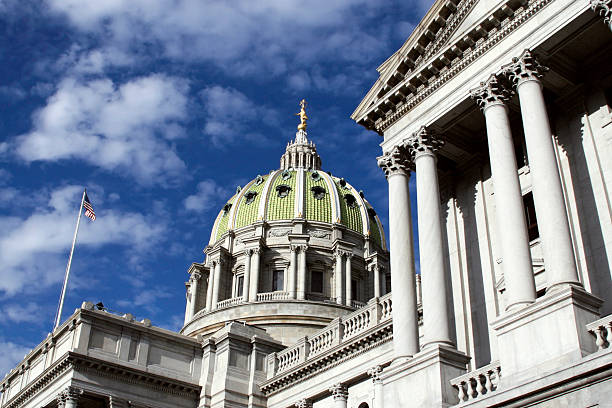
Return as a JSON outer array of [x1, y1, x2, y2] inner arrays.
[[352, 0, 520, 131]]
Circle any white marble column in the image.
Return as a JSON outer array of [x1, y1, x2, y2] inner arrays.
[[212, 259, 223, 309], [184, 282, 192, 324], [329, 383, 348, 408], [298, 245, 308, 300], [335, 251, 344, 305], [345, 253, 353, 306], [407, 126, 453, 347], [373, 264, 381, 298], [249, 248, 261, 302], [243, 250, 252, 301], [507, 50, 580, 290], [378, 145, 420, 358], [205, 268, 214, 311], [188, 271, 201, 321], [57, 387, 82, 408], [289, 245, 298, 299], [368, 366, 384, 408], [471, 75, 536, 311]]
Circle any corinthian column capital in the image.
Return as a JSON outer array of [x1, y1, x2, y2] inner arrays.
[[367, 365, 384, 384], [590, 0, 612, 31], [57, 386, 83, 407], [504, 49, 548, 88], [294, 398, 313, 408], [377, 144, 413, 178], [329, 383, 348, 401], [406, 126, 444, 159], [470, 75, 512, 111]]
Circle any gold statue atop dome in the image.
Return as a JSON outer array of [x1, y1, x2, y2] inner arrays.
[[296, 99, 308, 131]]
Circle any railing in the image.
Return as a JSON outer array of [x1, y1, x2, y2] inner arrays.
[[450, 361, 502, 404], [267, 293, 392, 377], [216, 297, 244, 309], [586, 314, 612, 351], [256, 291, 290, 301]]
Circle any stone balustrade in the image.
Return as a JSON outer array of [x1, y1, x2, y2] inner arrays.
[[586, 314, 612, 351], [257, 291, 290, 301], [450, 361, 502, 404], [216, 297, 244, 309], [268, 293, 392, 377]]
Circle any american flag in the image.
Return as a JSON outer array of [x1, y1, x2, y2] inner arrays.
[[83, 193, 96, 221]]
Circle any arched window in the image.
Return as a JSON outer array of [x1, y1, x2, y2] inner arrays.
[[358, 403, 369, 408]]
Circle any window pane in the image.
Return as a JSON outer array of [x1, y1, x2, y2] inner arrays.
[[311, 271, 323, 293], [273, 270, 284, 291], [237, 275, 244, 297]]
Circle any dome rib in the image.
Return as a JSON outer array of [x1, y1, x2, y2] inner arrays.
[[228, 179, 256, 230], [258, 170, 279, 221], [319, 171, 341, 224], [346, 182, 370, 237], [295, 169, 305, 218]]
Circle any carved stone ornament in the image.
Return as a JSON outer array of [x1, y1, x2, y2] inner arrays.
[[590, 0, 612, 30], [377, 144, 413, 178], [329, 383, 348, 401], [405, 126, 444, 159], [294, 399, 313, 408], [57, 386, 83, 407], [504, 49, 548, 88], [470, 74, 512, 111], [309, 229, 331, 239], [367, 365, 384, 384], [269, 228, 292, 237], [190, 271, 202, 282]]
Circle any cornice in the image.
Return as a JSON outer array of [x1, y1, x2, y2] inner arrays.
[[353, 0, 554, 133], [260, 320, 393, 396]]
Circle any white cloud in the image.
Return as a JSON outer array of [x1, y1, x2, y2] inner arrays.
[[46, 0, 389, 78], [0, 185, 166, 295], [200, 86, 279, 147], [1, 303, 46, 324], [14, 74, 189, 184], [116, 287, 173, 315], [0, 340, 32, 377], [184, 180, 228, 213]]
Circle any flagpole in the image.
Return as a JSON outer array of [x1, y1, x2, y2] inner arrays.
[[53, 189, 86, 331]]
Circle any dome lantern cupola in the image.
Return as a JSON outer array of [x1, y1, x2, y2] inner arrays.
[[182, 100, 389, 346]]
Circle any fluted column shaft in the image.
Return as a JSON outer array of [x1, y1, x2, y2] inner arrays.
[[289, 246, 298, 299], [243, 250, 252, 301], [408, 127, 452, 347], [345, 254, 352, 306], [212, 260, 222, 309], [249, 249, 261, 302], [206, 269, 214, 311], [298, 245, 308, 300], [472, 76, 536, 311], [508, 51, 580, 290], [335, 252, 344, 304], [378, 146, 419, 358], [373, 265, 381, 298]]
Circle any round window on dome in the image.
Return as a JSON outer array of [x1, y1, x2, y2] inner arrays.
[[281, 170, 291, 180], [223, 203, 232, 215], [367, 207, 377, 217], [310, 172, 321, 181], [344, 194, 358, 208], [339, 178, 347, 188], [276, 185, 292, 198], [255, 175, 264, 185], [245, 191, 258, 204], [311, 186, 326, 200]]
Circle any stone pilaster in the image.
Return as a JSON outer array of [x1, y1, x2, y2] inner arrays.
[[297, 244, 308, 300], [368, 365, 384, 408], [188, 271, 202, 320], [249, 248, 262, 302], [334, 250, 345, 305], [345, 252, 353, 306], [211, 259, 224, 309], [242, 249, 253, 301], [471, 75, 536, 312], [289, 245, 298, 299], [505, 50, 581, 292], [378, 144, 420, 358]]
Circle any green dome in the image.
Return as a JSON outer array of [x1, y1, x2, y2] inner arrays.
[[208, 129, 387, 250]]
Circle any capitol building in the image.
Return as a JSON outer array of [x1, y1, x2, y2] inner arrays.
[[2, 0, 612, 407]]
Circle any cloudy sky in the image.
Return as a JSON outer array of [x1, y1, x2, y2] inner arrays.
[[0, 0, 431, 374]]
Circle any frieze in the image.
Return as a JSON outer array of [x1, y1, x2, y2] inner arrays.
[[308, 230, 331, 239], [268, 228, 292, 237]]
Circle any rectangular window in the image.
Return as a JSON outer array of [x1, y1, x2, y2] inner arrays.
[[272, 270, 284, 291], [311, 270, 323, 293], [236, 275, 244, 297], [523, 192, 540, 242], [385, 273, 391, 293], [351, 279, 357, 301]]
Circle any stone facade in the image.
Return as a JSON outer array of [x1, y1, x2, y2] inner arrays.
[[2, 0, 612, 407]]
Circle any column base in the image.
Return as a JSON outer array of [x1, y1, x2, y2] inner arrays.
[[492, 285, 602, 379], [381, 345, 470, 407]]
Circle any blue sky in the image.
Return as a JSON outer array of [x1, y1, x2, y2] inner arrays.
[[0, 0, 431, 374]]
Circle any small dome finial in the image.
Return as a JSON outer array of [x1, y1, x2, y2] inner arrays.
[[296, 99, 308, 131]]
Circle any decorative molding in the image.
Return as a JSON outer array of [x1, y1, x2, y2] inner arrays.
[[309, 229, 331, 239], [371, 0, 555, 132], [269, 228, 292, 237]]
